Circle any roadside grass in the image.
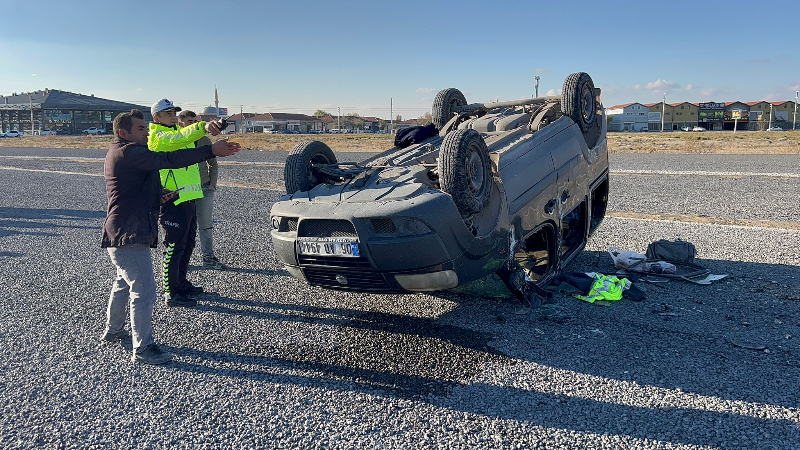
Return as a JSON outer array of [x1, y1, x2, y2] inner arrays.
[[2, 130, 798, 154]]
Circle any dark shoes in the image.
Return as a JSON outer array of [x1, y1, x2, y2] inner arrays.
[[202, 257, 228, 270], [179, 282, 204, 295], [132, 344, 172, 365], [165, 293, 197, 308], [101, 329, 130, 343]]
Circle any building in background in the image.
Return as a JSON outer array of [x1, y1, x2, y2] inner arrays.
[[605, 103, 649, 131], [0, 90, 147, 135], [670, 102, 699, 130], [607, 99, 795, 132], [243, 113, 322, 133]]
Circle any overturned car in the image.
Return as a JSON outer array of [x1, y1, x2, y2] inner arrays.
[[270, 72, 609, 304]]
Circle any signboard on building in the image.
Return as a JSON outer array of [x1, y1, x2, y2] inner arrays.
[[699, 102, 724, 122], [648, 112, 661, 122], [218, 108, 228, 117], [724, 110, 749, 121]]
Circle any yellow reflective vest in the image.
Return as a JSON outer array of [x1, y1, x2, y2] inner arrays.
[[148, 122, 207, 205], [574, 273, 632, 303]]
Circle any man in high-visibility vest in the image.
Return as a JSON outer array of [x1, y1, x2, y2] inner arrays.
[[149, 99, 224, 308]]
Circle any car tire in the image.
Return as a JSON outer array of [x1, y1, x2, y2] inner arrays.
[[438, 129, 492, 216], [432, 88, 467, 129], [562, 72, 600, 148], [284, 141, 337, 194]]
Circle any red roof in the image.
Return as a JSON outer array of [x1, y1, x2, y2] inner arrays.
[[248, 113, 320, 121], [226, 113, 257, 120], [606, 103, 635, 109]]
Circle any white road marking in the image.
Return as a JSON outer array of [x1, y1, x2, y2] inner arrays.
[[1, 156, 797, 177], [614, 169, 800, 178]]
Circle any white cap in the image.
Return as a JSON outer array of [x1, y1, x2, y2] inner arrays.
[[151, 98, 182, 116]]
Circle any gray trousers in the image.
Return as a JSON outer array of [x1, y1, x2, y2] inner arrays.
[[105, 245, 156, 350], [196, 186, 216, 259]]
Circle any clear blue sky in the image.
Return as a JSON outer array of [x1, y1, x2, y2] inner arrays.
[[1, 0, 798, 118]]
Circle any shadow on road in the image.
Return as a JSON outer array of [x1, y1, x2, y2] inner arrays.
[[0, 207, 104, 239], [169, 250, 799, 447]]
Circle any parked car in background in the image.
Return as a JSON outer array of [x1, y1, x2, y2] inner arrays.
[[692, 126, 705, 132], [82, 127, 104, 135], [34, 129, 57, 136], [680, 126, 691, 132], [2, 130, 24, 137], [766, 126, 783, 131], [308, 129, 323, 134]]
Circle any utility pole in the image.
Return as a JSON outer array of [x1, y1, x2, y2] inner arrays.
[[768, 104, 773, 130], [389, 98, 393, 133], [337, 106, 341, 132], [794, 91, 798, 130], [661, 93, 665, 132], [29, 94, 35, 133], [534, 76, 540, 98]]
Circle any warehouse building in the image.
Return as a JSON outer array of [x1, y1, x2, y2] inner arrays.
[[0, 90, 148, 135]]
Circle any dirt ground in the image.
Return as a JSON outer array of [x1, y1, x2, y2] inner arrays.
[[2, 130, 798, 154]]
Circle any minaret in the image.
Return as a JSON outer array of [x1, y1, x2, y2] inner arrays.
[[214, 86, 219, 116]]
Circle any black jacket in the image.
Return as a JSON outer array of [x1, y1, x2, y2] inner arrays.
[[101, 138, 215, 248]]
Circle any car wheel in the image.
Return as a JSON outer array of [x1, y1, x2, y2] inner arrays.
[[438, 129, 492, 216], [562, 72, 600, 148], [432, 88, 467, 129], [284, 141, 337, 194]]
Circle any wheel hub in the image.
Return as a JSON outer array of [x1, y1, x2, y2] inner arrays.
[[580, 83, 595, 124], [466, 149, 484, 194]]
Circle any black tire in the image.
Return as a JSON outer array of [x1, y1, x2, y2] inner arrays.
[[432, 88, 467, 129], [284, 141, 337, 194], [562, 72, 600, 148], [438, 129, 492, 216]]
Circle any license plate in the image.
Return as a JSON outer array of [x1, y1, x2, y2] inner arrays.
[[297, 237, 360, 257]]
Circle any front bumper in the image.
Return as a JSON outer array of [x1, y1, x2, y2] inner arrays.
[[270, 191, 507, 293]]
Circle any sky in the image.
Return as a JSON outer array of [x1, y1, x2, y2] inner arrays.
[[1, 0, 798, 118]]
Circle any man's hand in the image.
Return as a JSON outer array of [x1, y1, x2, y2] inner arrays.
[[211, 139, 241, 157], [160, 189, 179, 204], [204, 120, 223, 136]]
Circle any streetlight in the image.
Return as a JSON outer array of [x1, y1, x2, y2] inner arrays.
[[794, 91, 798, 130], [337, 106, 341, 132], [534, 76, 540, 98], [661, 93, 665, 132], [768, 103, 773, 130]]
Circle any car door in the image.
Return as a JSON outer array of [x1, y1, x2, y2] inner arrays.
[[549, 126, 590, 264]]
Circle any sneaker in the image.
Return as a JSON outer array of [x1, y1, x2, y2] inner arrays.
[[131, 344, 172, 365], [101, 329, 130, 343], [165, 293, 197, 308], [179, 282, 204, 295], [202, 257, 228, 270]]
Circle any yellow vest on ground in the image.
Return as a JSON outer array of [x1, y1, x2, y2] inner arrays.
[[148, 122, 208, 205]]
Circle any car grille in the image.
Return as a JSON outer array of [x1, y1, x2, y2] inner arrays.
[[298, 219, 357, 238], [285, 218, 298, 232], [302, 268, 396, 292], [297, 255, 372, 269]]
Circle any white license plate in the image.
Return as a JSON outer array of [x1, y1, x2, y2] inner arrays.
[[297, 238, 360, 257]]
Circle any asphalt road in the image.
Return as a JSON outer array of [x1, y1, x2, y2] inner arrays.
[[0, 147, 798, 449]]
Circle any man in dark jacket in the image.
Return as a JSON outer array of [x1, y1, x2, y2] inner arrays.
[[101, 109, 240, 365]]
